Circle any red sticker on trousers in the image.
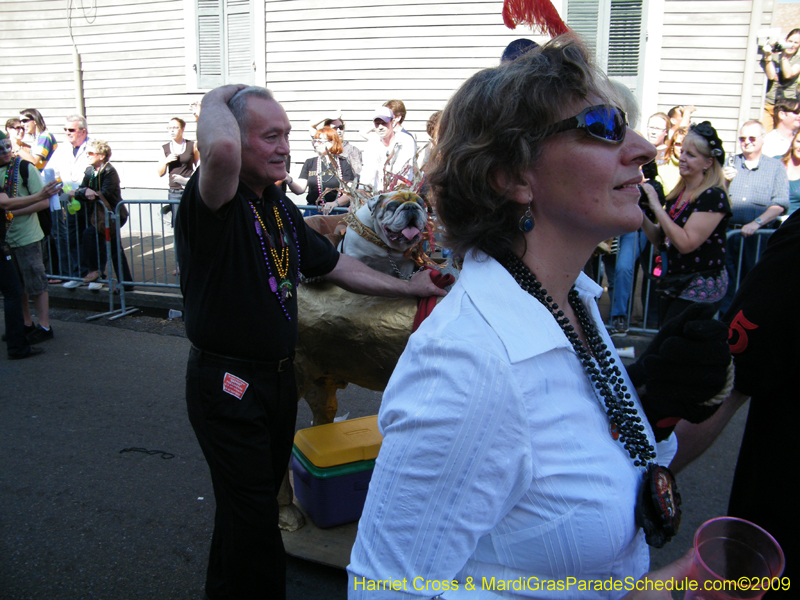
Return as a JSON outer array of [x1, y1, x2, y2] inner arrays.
[[222, 373, 249, 399]]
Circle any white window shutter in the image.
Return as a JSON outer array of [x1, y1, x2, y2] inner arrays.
[[567, 0, 644, 98], [225, 0, 254, 85], [197, 0, 224, 88], [196, 0, 253, 88], [608, 0, 643, 78], [566, 0, 602, 60]]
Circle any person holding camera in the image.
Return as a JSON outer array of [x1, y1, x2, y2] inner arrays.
[[641, 122, 732, 324], [762, 28, 800, 132]]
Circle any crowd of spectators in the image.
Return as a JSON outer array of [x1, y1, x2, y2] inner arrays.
[[3, 32, 798, 350], [604, 26, 800, 335], [2, 32, 793, 598], [0, 109, 138, 356]]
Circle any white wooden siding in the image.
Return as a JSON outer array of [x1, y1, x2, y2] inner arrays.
[[1, 0, 779, 192], [0, 0, 200, 190], [264, 0, 554, 186], [657, 0, 774, 151], [1, 0, 553, 192]]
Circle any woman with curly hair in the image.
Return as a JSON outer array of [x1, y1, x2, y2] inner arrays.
[[347, 35, 721, 599], [641, 122, 732, 323]]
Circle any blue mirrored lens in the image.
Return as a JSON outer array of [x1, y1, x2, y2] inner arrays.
[[584, 107, 625, 141]]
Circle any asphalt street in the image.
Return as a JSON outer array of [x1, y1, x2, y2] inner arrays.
[[0, 306, 748, 599]]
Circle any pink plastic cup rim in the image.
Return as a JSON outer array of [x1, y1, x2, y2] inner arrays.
[[693, 516, 785, 584]]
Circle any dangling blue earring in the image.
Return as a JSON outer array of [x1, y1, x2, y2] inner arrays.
[[519, 202, 534, 233]]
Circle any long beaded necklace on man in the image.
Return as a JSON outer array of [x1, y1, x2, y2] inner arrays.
[[2, 156, 20, 197], [2, 157, 20, 230], [316, 154, 343, 205], [501, 252, 680, 547], [248, 197, 300, 320]]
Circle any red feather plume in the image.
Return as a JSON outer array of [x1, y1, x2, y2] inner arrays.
[[502, 0, 570, 37]]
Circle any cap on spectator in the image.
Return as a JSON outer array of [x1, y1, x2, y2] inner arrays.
[[501, 38, 539, 63], [373, 106, 394, 123]]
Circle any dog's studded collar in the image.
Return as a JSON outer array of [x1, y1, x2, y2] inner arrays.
[[342, 212, 392, 252]]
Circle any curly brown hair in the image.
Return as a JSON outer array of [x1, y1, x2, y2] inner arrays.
[[428, 34, 617, 260]]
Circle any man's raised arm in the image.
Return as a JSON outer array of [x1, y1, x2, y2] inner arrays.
[[197, 84, 247, 212]]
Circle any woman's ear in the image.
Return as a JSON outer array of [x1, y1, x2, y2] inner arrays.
[[489, 168, 535, 206]]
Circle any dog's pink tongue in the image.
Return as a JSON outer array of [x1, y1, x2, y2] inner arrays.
[[401, 226, 420, 240]]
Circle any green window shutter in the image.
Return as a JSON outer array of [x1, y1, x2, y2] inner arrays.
[[197, 0, 224, 88], [608, 0, 643, 78], [196, 0, 253, 88], [225, 0, 254, 85]]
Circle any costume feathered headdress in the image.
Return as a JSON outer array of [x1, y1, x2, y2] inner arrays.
[[502, 0, 569, 36]]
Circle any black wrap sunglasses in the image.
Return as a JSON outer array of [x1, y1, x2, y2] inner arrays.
[[550, 104, 627, 144]]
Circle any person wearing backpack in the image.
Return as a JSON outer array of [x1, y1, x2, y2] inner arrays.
[[0, 130, 57, 344]]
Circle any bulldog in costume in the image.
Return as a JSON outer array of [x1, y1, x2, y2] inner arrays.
[[338, 190, 429, 279]]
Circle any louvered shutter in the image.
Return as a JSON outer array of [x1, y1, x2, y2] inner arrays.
[[225, 0, 254, 85], [566, 0, 602, 59], [607, 0, 643, 78], [196, 0, 254, 88], [566, 0, 644, 101], [197, 0, 224, 88]]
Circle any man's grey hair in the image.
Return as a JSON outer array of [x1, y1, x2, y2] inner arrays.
[[65, 114, 87, 131], [228, 87, 275, 132], [609, 80, 639, 130], [741, 119, 765, 135]]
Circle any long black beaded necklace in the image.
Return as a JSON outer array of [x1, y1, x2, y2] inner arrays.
[[501, 252, 681, 547]]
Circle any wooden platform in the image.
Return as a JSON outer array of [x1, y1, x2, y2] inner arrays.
[[281, 476, 359, 570]]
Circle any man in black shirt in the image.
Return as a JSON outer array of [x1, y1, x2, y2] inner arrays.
[[175, 85, 444, 600], [671, 210, 798, 588]]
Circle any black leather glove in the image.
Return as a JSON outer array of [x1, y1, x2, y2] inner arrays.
[[627, 303, 731, 441]]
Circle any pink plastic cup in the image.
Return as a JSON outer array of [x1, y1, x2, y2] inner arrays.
[[685, 517, 785, 600]]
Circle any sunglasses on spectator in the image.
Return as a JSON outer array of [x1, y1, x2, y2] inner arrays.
[[64, 127, 82, 133], [9, 126, 24, 132], [87, 151, 101, 156], [21, 118, 33, 123], [738, 136, 760, 144], [550, 104, 627, 144], [331, 125, 345, 131]]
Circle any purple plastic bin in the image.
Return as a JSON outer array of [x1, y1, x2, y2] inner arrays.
[[291, 448, 375, 529]]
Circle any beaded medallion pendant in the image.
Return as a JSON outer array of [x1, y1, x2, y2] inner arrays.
[[249, 198, 301, 320]]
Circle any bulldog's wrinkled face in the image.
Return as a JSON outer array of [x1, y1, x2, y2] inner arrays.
[[368, 191, 427, 252]]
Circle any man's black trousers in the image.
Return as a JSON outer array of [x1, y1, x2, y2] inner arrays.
[[186, 348, 298, 600]]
